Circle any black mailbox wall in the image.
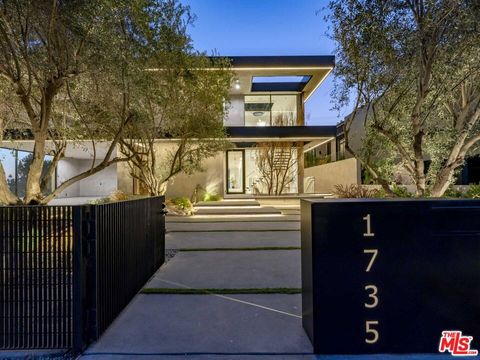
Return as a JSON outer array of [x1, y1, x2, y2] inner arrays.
[[301, 199, 480, 355]]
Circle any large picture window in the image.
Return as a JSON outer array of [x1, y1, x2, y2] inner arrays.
[[244, 95, 297, 127], [0, 148, 55, 198]]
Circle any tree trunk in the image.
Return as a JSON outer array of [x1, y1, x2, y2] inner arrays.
[[158, 181, 168, 196], [413, 131, 426, 197], [25, 131, 47, 204], [430, 166, 456, 197]]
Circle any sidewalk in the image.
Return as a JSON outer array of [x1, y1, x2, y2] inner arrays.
[[80, 215, 313, 359]]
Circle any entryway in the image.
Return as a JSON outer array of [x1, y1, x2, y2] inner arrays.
[[80, 200, 315, 359]]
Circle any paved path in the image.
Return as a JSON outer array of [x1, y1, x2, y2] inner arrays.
[[80, 214, 455, 360]]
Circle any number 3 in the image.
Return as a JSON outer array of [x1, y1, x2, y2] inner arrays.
[[364, 285, 379, 308], [365, 321, 379, 344]]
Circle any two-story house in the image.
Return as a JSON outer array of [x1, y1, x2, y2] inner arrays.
[[126, 55, 343, 198], [2, 55, 362, 201]]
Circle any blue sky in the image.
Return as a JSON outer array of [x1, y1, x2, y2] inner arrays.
[[182, 0, 351, 125]]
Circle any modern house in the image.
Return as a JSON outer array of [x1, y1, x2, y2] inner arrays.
[[1, 55, 363, 201], [157, 55, 348, 198]]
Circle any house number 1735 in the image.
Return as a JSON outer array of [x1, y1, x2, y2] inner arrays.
[[363, 213, 379, 344]]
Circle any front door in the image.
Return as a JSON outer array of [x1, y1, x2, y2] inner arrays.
[[226, 150, 245, 194]]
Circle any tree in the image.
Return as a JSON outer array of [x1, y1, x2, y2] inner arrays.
[[120, 55, 232, 196], [0, 0, 231, 204], [329, 0, 480, 197], [255, 141, 297, 195]]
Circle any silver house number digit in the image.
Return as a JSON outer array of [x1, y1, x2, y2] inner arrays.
[[365, 320, 379, 344], [363, 214, 375, 237], [364, 285, 379, 308]]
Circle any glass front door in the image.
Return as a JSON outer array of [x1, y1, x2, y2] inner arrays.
[[226, 150, 245, 194]]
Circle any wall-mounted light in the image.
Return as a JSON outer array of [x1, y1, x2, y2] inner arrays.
[[234, 79, 241, 90]]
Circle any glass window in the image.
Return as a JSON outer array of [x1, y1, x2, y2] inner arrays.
[[244, 95, 271, 127], [0, 148, 55, 198], [244, 95, 297, 126], [271, 95, 297, 126], [244, 147, 298, 195], [0, 148, 16, 194]]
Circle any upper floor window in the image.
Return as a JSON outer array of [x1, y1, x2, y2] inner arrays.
[[244, 94, 297, 126]]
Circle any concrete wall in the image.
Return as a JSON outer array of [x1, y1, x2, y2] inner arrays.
[[166, 153, 224, 199], [224, 95, 244, 126], [116, 141, 225, 199], [56, 158, 117, 198], [304, 158, 361, 194]]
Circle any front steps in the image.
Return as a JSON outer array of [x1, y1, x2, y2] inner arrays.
[[193, 199, 282, 215]]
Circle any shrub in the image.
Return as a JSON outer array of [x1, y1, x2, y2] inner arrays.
[[465, 184, 480, 199], [333, 184, 383, 198], [391, 185, 413, 198], [203, 193, 221, 201], [443, 186, 464, 198], [173, 197, 193, 210], [109, 190, 129, 202]]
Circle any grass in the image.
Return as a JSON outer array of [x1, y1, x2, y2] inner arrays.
[[177, 246, 301, 252], [141, 287, 302, 295]]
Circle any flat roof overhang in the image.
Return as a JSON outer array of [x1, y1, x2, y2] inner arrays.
[[226, 126, 337, 141], [225, 56, 335, 101]]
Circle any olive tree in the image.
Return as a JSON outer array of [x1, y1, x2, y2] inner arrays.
[[329, 0, 480, 197], [0, 0, 231, 204], [119, 54, 232, 196]]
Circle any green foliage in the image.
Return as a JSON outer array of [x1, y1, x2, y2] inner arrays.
[[89, 191, 146, 204], [333, 184, 383, 198], [443, 186, 464, 198], [89, 197, 112, 205], [329, 0, 480, 197], [391, 185, 413, 198], [465, 184, 480, 199], [202, 193, 221, 202], [305, 152, 331, 168], [172, 197, 193, 211]]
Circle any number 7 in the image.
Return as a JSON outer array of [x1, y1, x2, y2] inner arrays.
[[364, 249, 378, 272]]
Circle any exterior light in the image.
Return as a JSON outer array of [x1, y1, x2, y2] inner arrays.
[[234, 79, 241, 90]]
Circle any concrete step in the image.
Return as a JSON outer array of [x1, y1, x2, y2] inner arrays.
[[195, 199, 260, 207], [166, 214, 299, 223], [167, 221, 300, 232], [194, 205, 281, 215]]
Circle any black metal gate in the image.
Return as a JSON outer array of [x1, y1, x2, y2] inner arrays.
[[0, 196, 165, 352]]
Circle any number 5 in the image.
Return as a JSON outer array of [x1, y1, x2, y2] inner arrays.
[[365, 321, 379, 344]]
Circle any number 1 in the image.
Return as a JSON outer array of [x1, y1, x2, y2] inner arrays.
[[363, 214, 375, 237]]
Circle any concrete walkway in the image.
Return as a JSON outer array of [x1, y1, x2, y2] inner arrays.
[[80, 212, 455, 360]]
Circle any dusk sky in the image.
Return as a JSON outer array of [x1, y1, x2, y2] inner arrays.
[[182, 0, 351, 126]]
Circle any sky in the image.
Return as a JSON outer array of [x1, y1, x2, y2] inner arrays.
[[181, 0, 352, 125]]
